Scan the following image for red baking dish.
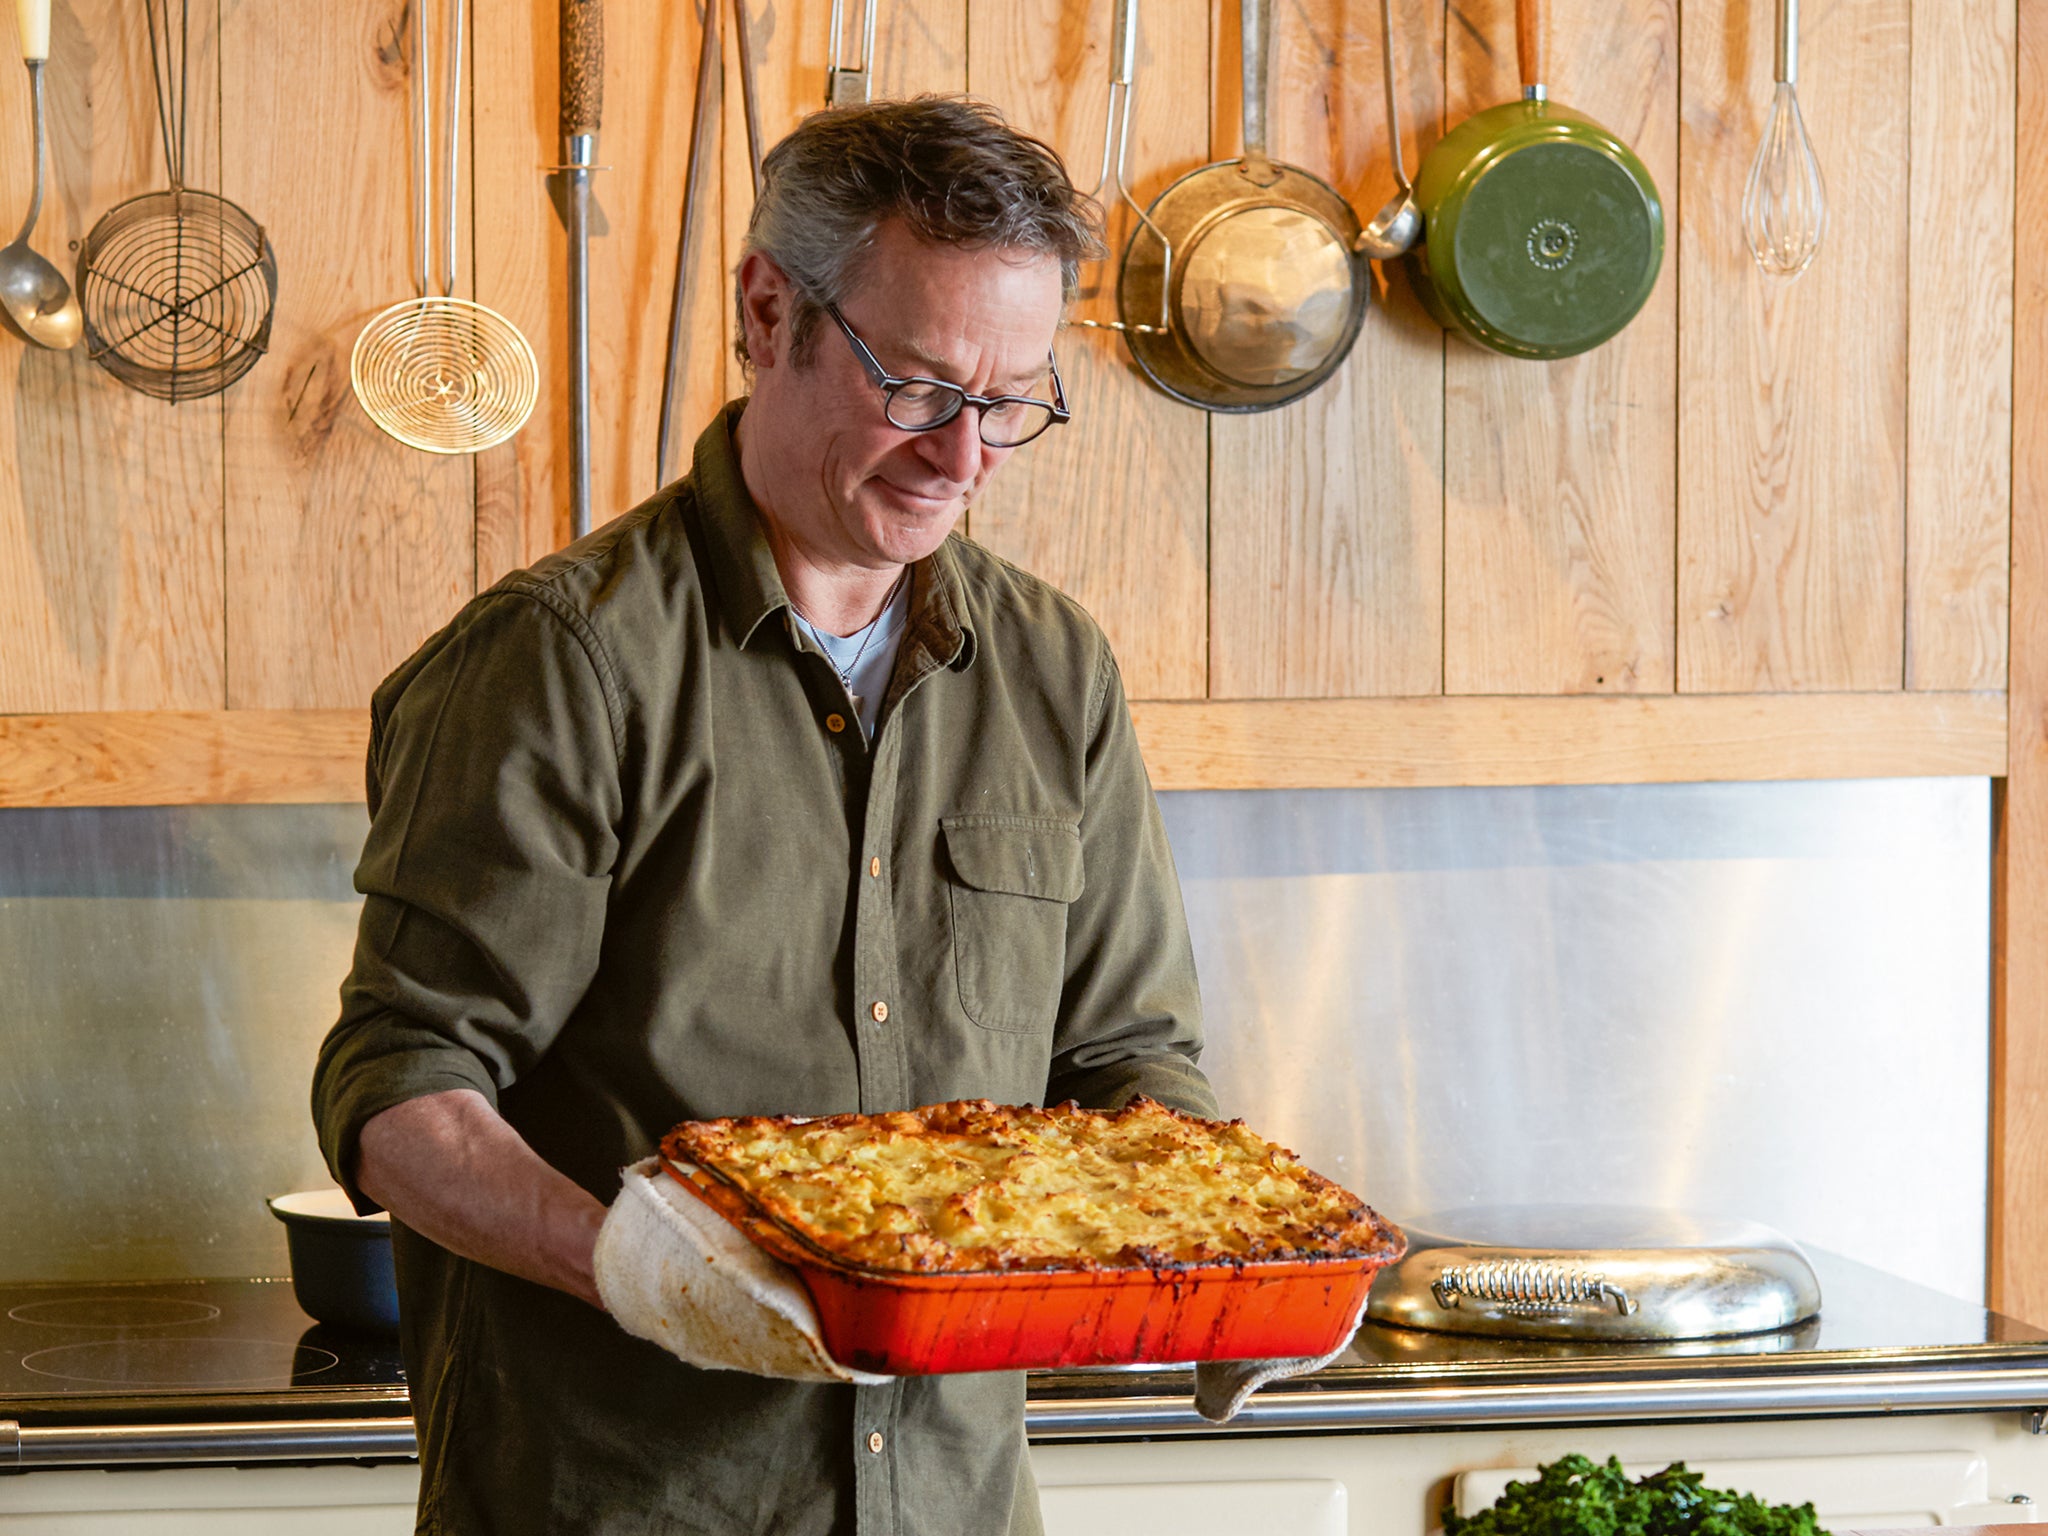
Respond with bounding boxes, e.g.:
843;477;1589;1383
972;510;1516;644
662;1158;1407;1376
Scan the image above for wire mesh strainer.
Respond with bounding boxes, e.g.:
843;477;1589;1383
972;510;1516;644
350;0;536;454
77;0;276;402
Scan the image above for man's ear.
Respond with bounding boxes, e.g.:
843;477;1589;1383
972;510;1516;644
736;252;793;371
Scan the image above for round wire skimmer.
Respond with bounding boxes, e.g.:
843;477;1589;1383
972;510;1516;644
351;0;536;454
76;0;276;402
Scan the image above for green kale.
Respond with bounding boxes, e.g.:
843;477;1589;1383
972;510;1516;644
1441;1454;1828;1536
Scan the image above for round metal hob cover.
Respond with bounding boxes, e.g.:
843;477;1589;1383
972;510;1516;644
1365;1204;1822;1342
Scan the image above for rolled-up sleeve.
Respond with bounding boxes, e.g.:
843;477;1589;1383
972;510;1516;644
1045;643;1218;1120
312;586;624;1210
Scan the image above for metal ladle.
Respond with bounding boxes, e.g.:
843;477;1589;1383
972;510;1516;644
1354;0;1420;260
0;0;82;349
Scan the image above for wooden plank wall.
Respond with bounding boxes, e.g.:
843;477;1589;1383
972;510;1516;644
0;0;2016;722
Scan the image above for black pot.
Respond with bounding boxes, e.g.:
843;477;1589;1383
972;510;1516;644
267;1189;401;1335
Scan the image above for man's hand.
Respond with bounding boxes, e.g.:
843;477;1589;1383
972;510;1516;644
355;1089;610;1309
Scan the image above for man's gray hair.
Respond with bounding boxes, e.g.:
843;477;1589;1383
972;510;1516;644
736;95;1106;368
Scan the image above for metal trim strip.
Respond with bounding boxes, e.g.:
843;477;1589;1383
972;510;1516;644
7;1417;418;1467
1023;1366;2048;1438
9;1364;2048;1465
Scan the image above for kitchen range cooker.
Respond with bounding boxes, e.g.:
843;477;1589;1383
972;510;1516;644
2;1249;2045;1455
7;1252;2048;1532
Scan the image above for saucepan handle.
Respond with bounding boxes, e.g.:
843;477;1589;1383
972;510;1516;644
1240;0;1270;162
1516;0;1547;100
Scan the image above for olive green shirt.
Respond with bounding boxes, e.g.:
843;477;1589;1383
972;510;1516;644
311;403;1216;1536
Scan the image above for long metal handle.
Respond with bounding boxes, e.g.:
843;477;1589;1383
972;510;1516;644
444;0;464;296
657;0;722;488
1377;0;1409;193
1239;0;1270;166
1516;0;1547;101
734;0;762;195
15;0;48;61
562;0;603;539
10;58;43;245
2;1417;420;1468
827;0;877;106
1775;0;1798;87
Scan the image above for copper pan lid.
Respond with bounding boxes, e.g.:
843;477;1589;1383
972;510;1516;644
1365;1204;1822;1342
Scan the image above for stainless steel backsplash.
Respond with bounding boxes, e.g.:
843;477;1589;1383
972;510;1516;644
1159;779;1991;1303
0;779;1991;1300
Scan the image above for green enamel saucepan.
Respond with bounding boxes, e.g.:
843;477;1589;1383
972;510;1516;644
1401;0;1663;360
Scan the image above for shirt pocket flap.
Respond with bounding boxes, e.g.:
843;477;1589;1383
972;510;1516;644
941;816;1084;903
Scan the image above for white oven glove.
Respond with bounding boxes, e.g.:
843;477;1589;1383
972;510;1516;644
595;1157;893;1386
1190;1293;1369;1423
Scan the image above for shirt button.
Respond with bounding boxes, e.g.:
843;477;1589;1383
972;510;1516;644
867;1430;884;1455
870;1001;889;1024
825;712;847;734
869;856;881;878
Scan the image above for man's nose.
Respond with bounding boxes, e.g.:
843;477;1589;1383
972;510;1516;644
915;408;985;484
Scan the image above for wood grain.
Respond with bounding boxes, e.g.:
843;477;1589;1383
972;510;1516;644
0;710;369;807
1206;0;1446;700
1441;0;1678;697
1907;0;2014;691
1131;691;2007;790
1677;0;1910;691
965;0;1209;701
0;693;2003;809
219;0;475;709
1994;0;2048;1327
0;0;224;713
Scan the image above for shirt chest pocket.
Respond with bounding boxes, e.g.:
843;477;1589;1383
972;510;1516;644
940;814;1084;1035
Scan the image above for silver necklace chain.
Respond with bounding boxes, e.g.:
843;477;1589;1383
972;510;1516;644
796;566;909;705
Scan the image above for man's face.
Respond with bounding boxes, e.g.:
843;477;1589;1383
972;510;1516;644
742;219;1065;571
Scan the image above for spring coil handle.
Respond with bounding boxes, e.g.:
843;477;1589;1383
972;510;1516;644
1431;1261;1639;1316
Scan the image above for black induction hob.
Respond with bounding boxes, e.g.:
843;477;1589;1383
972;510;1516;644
0;1277;406;1426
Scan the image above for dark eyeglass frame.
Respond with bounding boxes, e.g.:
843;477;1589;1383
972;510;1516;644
824;303;1071;449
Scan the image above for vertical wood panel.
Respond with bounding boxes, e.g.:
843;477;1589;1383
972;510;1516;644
966;0;1209;701
1442;0;1678;696
1907;0;2014;691
220;0;473;709
0;0;223;713
475;0;713;579
1995;0;2048;1329
1207;0;1446;700
1677;0;1909;692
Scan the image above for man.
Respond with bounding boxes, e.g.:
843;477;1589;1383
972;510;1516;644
312;97;1216;1535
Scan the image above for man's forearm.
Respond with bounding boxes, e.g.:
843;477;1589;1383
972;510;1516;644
355;1088;608;1308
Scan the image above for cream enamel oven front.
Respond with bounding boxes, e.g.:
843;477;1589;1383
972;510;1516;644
1029;1417;2048;1533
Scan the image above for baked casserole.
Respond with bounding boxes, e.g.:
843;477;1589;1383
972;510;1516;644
660;1095;1397;1274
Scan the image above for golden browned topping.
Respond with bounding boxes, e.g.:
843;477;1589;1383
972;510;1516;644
660;1096;1399;1274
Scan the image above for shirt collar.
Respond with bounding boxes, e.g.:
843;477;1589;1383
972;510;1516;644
688;399;975;672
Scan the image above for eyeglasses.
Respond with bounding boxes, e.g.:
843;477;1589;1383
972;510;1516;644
825;303;1070;449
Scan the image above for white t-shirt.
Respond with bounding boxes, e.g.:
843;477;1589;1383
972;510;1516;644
788;576;913;740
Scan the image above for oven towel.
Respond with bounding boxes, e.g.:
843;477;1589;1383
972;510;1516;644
595;1157;892;1386
1190;1296;1368;1423
596;1155;1354;1419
